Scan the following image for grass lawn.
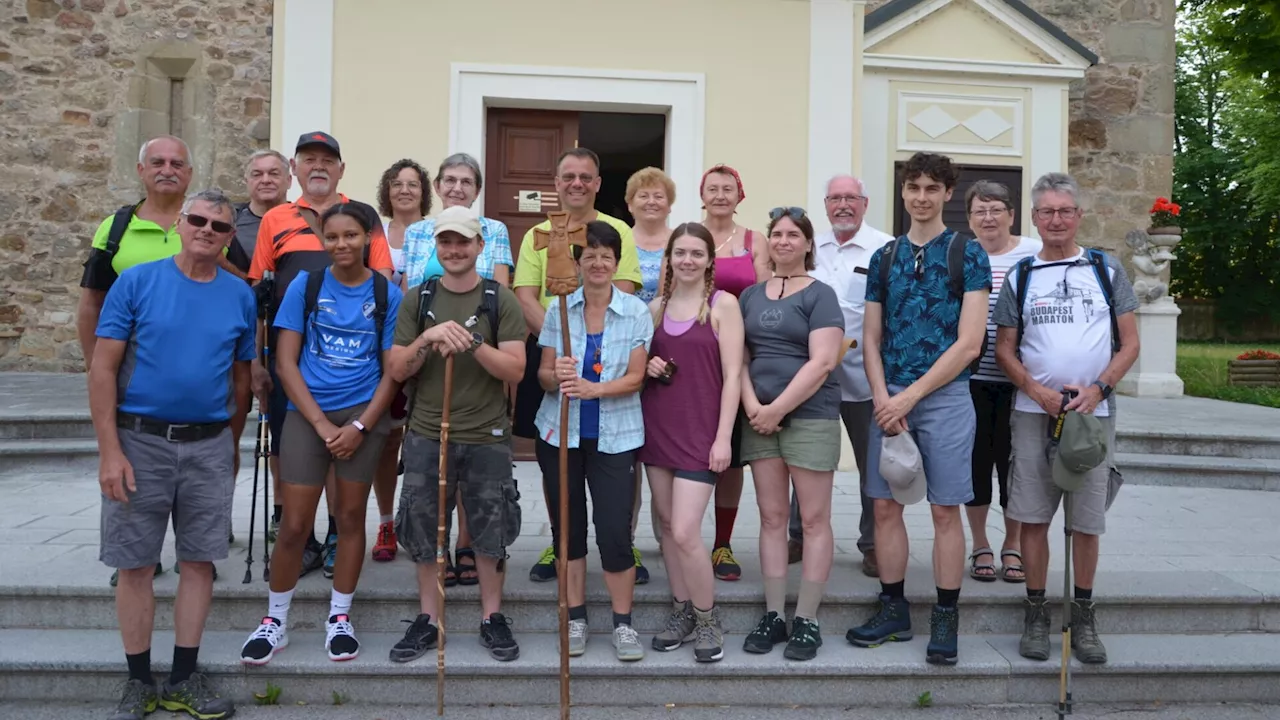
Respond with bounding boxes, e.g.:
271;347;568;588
1176;342;1280;408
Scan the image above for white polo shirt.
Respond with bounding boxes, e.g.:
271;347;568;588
810;224;894;402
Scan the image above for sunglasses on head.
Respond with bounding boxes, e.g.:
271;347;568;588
184;213;234;234
768;206;807;222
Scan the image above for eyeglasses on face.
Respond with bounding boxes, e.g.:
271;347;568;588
969;208;1009;218
824;194;866;205
1032;207;1080;221
768;206;807;222
559;173;596;185
184;213;234;234
440;176;476;189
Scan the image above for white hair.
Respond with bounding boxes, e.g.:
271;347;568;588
244;149;289;175
138;135;191;165
1031;172;1081;207
180;189;234;218
825;173;866;196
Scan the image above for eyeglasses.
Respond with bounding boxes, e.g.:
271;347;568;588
559;173;596;184
390;180;422;191
440;176;476;189
768;206;807;222
969;208;1008;218
824;194;866;205
184;213;234;234
1032;207;1080;221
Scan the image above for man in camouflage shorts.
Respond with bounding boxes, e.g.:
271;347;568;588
384;207;529;663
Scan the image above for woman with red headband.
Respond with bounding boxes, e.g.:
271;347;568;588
699;164;769;583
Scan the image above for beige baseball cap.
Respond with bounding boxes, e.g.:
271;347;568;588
434;205;481;239
879;431;926;505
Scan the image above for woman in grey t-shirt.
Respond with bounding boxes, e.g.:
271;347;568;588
738;207;845;662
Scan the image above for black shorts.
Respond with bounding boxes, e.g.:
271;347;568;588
513;334;543;439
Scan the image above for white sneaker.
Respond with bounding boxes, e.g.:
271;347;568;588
613;623;645;662
326;613;360;661
240;616;288;665
567;619;588;657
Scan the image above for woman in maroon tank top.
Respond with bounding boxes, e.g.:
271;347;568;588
700;164;769;582
639;222;743;662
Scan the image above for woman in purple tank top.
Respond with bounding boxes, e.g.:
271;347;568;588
638;222;744;663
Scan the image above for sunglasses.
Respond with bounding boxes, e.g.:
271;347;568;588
768;206;807;222
184;213;234;234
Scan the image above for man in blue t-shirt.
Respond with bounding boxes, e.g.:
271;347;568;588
90;189;254;720
847;152;992;666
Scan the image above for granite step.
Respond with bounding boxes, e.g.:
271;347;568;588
1114;453;1280;492
1115;430;1280;460
3;628;1280;708
0;435;259;474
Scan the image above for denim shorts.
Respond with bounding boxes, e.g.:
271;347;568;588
865;380;976;506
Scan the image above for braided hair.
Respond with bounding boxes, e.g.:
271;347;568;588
658;222;717;325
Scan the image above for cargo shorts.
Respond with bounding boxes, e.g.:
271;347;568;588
100;427;235;569
395;431;522;563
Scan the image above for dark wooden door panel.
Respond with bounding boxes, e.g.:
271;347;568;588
484;109;579;262
892;163;1023;237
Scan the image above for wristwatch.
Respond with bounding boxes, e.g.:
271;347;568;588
467;331;484;353
1092;380;1113;399
351;419;367;435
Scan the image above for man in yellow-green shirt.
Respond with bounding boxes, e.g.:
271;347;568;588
510;147;646;584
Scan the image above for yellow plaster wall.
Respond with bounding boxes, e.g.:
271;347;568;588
867;1;1056;65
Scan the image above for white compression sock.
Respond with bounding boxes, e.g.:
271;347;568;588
379;514;394;525
267;589;294;626
329;588;354;619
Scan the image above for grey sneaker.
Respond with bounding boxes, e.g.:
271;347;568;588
613;623;645;662
693;605;725;663
566;618;588;657
1019;597;1051;661
652;600;696;652
1071;599;1108;664
108;679;157;720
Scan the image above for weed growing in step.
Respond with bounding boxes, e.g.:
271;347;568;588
332;690;348;706
916;691;933;708
254;682;282;706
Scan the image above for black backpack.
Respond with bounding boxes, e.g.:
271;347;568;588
302;268;390;370
1012;248;1119;358
103;202;143;260
404;277;503;415
878;231;987;373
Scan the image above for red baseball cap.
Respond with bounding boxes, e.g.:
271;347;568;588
295;131;341;160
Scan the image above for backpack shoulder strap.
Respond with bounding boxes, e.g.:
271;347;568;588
947;232;970;299
1013;255;1036;354
477;279;501;347
104;202;142;257
415;277;440;336
877;237;903;317
371;272;389;368
1086;248;1120;354
302;268;326;350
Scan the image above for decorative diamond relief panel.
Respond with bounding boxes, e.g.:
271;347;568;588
909;105;960;139
962;108;1014;142
896;90;1024;157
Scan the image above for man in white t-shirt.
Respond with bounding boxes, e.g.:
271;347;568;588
992;172;1140;667
799;174;893;577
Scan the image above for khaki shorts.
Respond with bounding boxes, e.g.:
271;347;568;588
1007;410;1118;535
280;402;391;486
740;417;842;472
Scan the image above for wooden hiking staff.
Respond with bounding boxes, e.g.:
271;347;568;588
436;354;455;717
533;211;588;720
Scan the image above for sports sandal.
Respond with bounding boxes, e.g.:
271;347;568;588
968;547;997;582
443;551;458;588
454;547;479;586
1000;550;1026;583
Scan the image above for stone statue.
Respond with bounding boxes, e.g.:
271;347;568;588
1125;229;1174;304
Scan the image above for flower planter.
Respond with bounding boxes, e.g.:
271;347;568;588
1148;226;1182;236
1228;359;1280;387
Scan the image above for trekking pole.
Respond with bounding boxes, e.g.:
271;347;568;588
1048;390;1074;719
244;270;275;584
261;270;276;583
436;353;455;717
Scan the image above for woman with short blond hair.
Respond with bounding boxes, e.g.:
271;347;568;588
626;167;676;303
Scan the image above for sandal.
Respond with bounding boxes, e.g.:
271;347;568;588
968;547;997;582
454;547;480;587
1000;549;1026;583
444;551;458;588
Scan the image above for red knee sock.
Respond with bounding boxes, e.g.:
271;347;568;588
714;506;737;548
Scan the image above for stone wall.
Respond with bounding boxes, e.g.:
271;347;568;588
866;0;1176;254
0;0;273;371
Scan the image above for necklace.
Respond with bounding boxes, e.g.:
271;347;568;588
773;275;806;298
714;225;739;255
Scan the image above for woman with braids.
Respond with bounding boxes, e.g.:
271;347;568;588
371;159;431;563
639;223;743;663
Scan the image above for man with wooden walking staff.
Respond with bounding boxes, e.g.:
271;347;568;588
387;205;529;689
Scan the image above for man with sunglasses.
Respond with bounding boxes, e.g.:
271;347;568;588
91;189;254;720
849;152;991;665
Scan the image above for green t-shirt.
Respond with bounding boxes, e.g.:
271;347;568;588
80;211;180;291
394;279;528;444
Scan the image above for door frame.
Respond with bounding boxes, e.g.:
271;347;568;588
449;63;705;224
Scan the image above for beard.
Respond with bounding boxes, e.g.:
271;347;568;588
832;220;860;234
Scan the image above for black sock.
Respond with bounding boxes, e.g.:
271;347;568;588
569;605;587;622
327;515;337;539
272;505;282;523
169;646;199;685
1074;586;1092;601
936;587;960;608
881;580;905;600
1027;588;1047;599
612;612;632;629
126;649;152;685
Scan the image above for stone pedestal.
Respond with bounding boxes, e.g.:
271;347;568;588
1118;298;1184;398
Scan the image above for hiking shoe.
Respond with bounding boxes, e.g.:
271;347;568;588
633;547;649;585
711;545;741;581
692;605;725;663
1019;597;1051;661
613;623;645;662
321;532;338;580
847;594;913;647
326;614;359;661
529;545;557;582
240;616;288;666
566;618;588;657
480;613;520;661
743;611;788;654
108;678;157;720
110;563;163;588
652;599;696;652
1071;599;1108;664
159;672;234;719
390;614;439;663
926;605;959;665
784;616;823;661
372;521;397;563
299;536;324;578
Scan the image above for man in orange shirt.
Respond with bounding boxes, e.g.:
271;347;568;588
248;131;394;579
